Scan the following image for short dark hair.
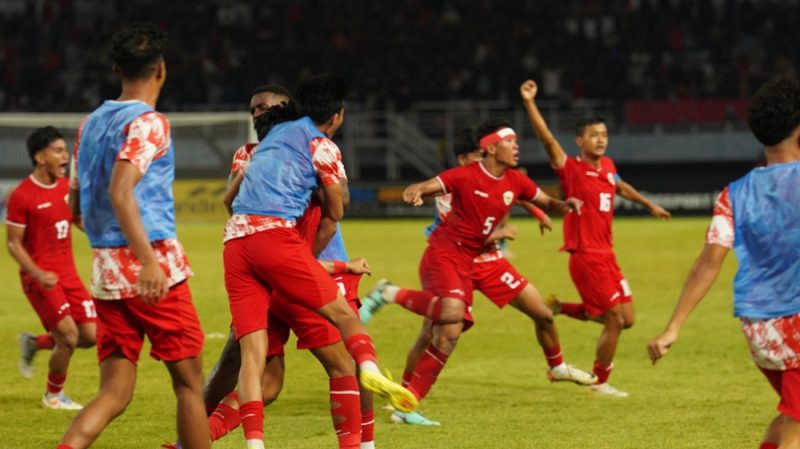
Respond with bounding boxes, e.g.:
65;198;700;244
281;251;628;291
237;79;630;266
575;116;607;136
251;84;293;101
295;74;348;124
26;126;63;166
476;118;513;141
452;128;478;157
254;102;302;140
747;76;800;146
109;22;167;81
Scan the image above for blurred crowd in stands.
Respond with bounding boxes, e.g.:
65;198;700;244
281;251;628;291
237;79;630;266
0;0;795;112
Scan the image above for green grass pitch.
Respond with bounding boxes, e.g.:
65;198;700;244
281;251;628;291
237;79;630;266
0;217;776;448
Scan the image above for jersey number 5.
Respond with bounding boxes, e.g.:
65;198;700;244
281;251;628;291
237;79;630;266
482;216;496;235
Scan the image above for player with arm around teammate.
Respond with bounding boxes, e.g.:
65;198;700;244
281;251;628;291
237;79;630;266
222;74;416;449
648;76;800;449
520;79;670;397
6;126;97;410
193;94;381;449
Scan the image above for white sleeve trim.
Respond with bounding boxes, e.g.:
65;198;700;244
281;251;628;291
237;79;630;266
4;220;26;228
435;176;448;194
531;187;542;202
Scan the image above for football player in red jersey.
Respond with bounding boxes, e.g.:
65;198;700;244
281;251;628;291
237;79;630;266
193;87;380;449
6;126;97;410
360;119;594;417
520;79;671;397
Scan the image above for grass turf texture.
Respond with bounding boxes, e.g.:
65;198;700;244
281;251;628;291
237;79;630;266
0;217;775;449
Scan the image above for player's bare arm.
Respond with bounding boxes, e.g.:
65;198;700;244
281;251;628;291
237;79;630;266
617;179;671;220
403;178;444;206
108;160;169;304
520;79;568;168
516;199;553;235
532;191;583;216
318;257;371;276
314;179;345;257
223;170;244;216
485;223;518;244
647;243;729;364
68;155;81;221
6;224;58;289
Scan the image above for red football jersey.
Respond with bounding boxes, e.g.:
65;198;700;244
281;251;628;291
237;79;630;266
429;161;540;255
555;156;619;253
5;176;79;275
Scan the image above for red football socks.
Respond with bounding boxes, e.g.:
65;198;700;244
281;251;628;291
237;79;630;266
56;444;74;449
402;369;413;387
330;376;361;449
344;334;378;366
560;303;587;321
593;361;613;384
394;289;443;321
47;372;66;395
759;443;778;449
407;344;449;400
209;393;241;442
361;409;375;446
239;400;264;441
543;345;564;368
37;334;55;350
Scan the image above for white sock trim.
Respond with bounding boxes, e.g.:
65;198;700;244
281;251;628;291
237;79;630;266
359;360;380;374
384;285;400;303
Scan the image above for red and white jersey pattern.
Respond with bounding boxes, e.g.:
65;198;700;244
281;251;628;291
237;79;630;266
430;161;540;256
706;187;734;249
5;176;79;276
223;215;296;243
230;143;257;175
434;193;504;264
741;313;800;370
310;137;346;186
555;155;618;253
223;137;346;242
117;112;171;175
91;238;193;300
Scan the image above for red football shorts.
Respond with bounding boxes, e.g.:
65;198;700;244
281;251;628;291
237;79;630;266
761;368;800;421
21;271;95;331
94;281;204;363
418;244;475;330
472;259;528;309
568;251;632;316
266;297;359;357
224;228;340;339
333;272;363;305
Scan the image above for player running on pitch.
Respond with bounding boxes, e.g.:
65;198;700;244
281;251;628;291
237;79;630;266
520;79;671;397
360;119;594;419
6;126;97;410
648;76;800;449
360;126;564;425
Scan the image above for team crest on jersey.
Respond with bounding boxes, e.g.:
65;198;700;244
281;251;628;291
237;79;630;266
503;191;514;206
607;172;616;186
